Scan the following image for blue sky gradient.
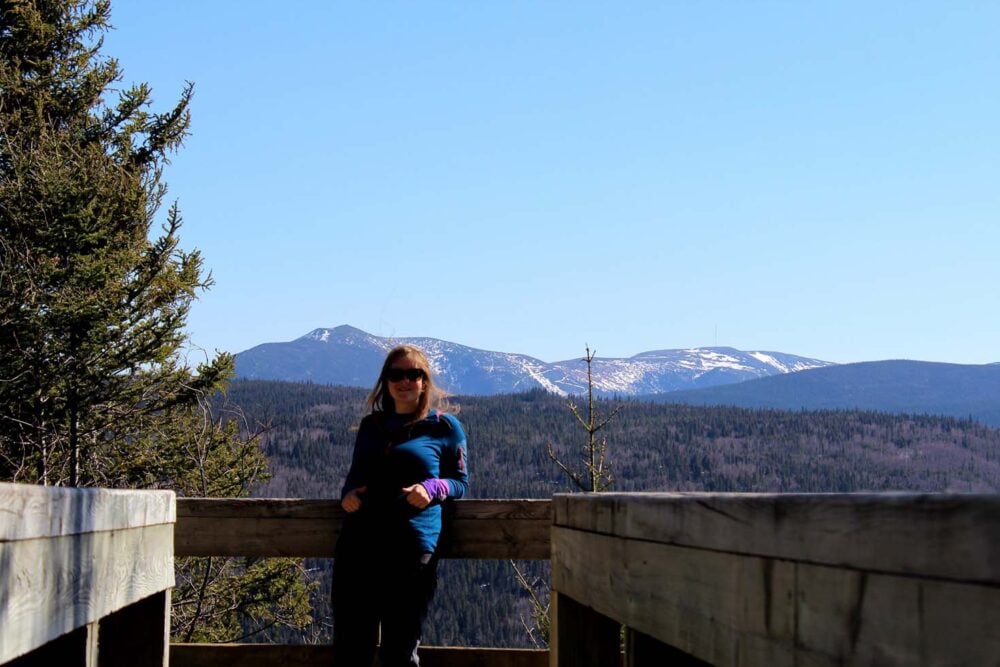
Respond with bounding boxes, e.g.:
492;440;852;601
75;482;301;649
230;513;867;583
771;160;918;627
103;2;999;364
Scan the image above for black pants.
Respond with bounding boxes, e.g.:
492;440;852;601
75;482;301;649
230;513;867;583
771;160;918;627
332;543;438;667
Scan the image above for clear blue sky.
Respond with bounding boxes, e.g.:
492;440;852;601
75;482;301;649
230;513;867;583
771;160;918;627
102;2;1000;365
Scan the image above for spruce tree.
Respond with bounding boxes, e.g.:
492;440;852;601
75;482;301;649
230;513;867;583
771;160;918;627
0;0;231;486
0;0;313;640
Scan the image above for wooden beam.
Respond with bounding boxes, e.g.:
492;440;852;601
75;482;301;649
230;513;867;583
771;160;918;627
552;526;797;666
0;482;175;541
169;644;548;667
0;484;175;665
553;492;1000;584
792;557;1000;665
174;498;551;559
551;525;1000;667
0;525;175;663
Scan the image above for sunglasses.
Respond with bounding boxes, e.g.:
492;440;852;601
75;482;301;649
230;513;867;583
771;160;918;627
386;368;425;383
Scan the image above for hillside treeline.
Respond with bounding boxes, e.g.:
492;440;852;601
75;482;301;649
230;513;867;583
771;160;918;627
221;380;1000;647
228;380;1000;499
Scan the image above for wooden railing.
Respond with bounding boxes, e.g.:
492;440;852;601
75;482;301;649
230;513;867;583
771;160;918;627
0;482;175;667
6;488;998;667
549;492;1000;667
171;498;552;667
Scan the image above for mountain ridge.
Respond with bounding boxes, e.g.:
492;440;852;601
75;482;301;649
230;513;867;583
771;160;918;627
234;325;834;396
652;359;1000;426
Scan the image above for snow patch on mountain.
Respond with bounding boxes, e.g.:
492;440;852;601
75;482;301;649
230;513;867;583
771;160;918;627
514;357;567;396
750;352;790;372
749;351;830;373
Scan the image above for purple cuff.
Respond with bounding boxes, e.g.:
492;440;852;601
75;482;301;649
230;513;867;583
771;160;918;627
420;478;450;501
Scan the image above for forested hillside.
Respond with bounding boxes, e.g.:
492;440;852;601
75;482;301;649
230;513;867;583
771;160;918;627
222;380;1000;646
228;380;1000;499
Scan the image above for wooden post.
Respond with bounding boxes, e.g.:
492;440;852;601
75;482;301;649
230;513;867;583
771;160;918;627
549;592;619;667
624;627;708;667
98;591;170;667
5;623;98;667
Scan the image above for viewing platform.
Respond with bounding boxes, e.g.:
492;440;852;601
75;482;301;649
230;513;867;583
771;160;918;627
2;482;998;666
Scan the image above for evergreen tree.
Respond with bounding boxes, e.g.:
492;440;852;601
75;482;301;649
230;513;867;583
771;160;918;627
0;0;228;485
0;0;313;640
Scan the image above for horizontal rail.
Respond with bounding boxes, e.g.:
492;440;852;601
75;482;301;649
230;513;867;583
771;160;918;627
170;644;548;667
175;498;552;559
171;499;552;666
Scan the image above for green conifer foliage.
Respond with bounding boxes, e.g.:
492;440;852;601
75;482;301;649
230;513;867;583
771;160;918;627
0;0;222;486
0;0;313;640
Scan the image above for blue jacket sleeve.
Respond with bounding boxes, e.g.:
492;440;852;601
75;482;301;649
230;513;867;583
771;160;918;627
341;416;376;499
439;414;469;499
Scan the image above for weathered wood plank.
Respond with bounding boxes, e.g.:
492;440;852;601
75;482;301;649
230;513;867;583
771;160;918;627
174;516;338;557
176;498;551;519
453;499;553;520
0;482;175;541
0;524;175;663
552;526;799;667
174;498;551;558
175;498;339;519
443;518;551;559
553;492;1000;584
551;526;1000;667
792;559;1000;666
169;644;548;667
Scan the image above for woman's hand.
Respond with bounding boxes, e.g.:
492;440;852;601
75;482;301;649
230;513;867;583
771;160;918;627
342;486;367;513
402;483;431;509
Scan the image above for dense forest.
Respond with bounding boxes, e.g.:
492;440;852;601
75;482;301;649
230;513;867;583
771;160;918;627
227;380;1000;499
216;379;1000;647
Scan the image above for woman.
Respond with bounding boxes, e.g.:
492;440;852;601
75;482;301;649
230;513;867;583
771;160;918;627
332;344;469;666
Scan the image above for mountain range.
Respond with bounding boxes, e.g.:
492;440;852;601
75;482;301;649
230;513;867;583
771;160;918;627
233;325;1000;426
650;360;1000;426
233;325;833;396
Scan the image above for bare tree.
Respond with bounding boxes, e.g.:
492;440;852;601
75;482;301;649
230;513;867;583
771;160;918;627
547;345;621;492
513;345;623;646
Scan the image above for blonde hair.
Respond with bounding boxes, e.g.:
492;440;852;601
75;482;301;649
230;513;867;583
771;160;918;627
366;344;455;422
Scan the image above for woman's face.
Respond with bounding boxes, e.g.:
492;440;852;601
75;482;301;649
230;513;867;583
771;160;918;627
386;354;425;414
